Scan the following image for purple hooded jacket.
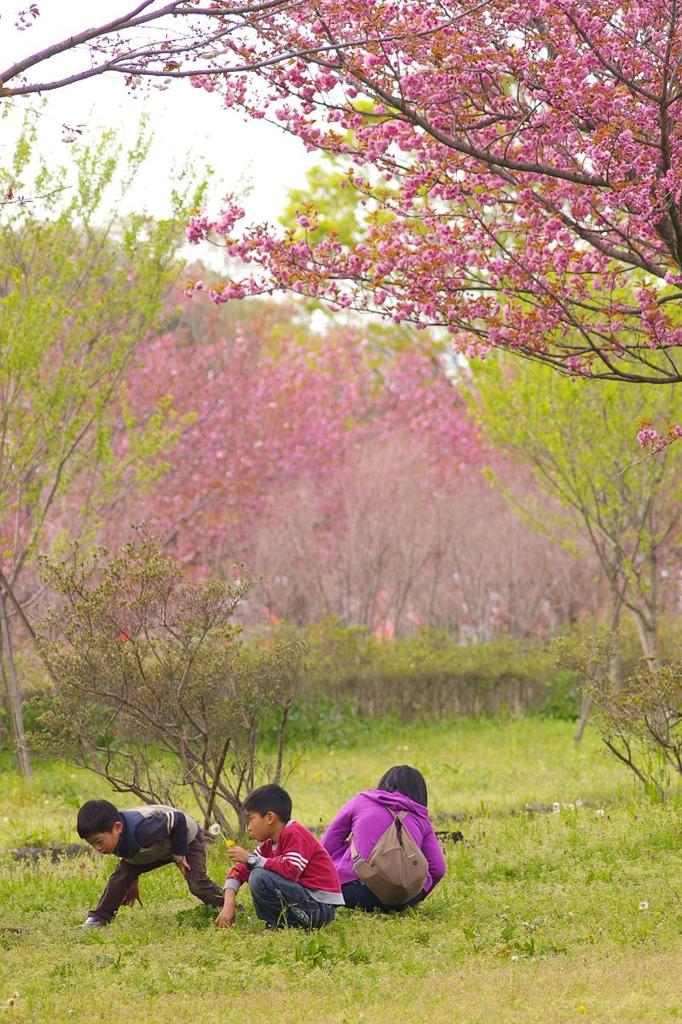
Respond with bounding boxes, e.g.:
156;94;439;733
321;789;446;895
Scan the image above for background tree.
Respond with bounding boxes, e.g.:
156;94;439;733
252;441;594;639
0;115;200;776
470;353;682;733
121;306;379;567
121;280;596;638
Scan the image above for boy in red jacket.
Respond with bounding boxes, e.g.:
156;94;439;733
216;784;343;930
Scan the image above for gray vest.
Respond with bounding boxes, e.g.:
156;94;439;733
119;804;199;865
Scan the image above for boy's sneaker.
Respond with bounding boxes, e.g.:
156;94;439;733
78;916;106;929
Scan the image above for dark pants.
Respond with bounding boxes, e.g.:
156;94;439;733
341;880;426;913
90;831;224;923
248;867;336;930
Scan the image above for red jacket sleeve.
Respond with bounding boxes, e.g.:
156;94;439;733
225;861;249;888
225;841;268;890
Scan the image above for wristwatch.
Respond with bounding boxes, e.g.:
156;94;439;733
246;853;259;869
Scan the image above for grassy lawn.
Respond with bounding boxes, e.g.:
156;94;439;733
1;717;680;1023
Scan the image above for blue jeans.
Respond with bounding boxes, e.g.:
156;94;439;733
342;880;426;913
248;868;336;929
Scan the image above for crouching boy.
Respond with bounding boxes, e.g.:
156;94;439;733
76;799;224;927
217;784;343;930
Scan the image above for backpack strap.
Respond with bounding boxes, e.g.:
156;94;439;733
351;810;408;861
350;833;363;867
393;810;408;842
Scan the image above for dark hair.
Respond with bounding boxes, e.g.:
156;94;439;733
243;784;292;823
377;765;428;807
76;799;121;838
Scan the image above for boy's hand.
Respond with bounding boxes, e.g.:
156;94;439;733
122;882;143;907
173;854;191;874
216;891;236;929
227;846;251;863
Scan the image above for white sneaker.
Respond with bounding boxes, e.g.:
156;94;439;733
79;916;105;929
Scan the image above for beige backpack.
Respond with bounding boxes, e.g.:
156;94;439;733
351;811;428;906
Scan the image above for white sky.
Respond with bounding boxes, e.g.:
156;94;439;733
0;1;312;224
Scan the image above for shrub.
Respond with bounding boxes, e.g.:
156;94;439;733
31;535;306;830
590;658;682;801
299;620;579;721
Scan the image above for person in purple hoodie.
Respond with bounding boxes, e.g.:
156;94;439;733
321;764;446;911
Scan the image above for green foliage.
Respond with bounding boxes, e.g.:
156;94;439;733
281;156;369;247
264;690;365;748
293;928;370;967
469;356;681;557
0;111;205;578
539;668;579;721
0;713;657;827
175;904;219;930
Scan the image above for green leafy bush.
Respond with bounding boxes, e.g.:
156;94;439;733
294;619;581;724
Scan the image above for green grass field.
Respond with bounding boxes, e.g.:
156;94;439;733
1;717;681;1023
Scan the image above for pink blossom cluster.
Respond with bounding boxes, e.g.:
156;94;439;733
180;0;682;383
14;4;39;30
186;200;245;246
637;422;682;454
190;75;216;93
